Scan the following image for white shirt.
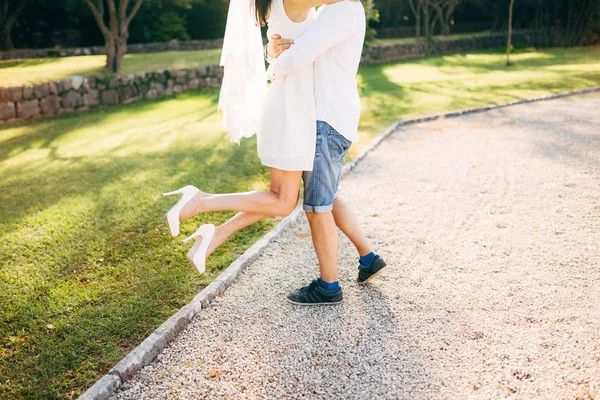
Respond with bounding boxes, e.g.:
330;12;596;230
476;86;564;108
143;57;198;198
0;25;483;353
266;1;366;142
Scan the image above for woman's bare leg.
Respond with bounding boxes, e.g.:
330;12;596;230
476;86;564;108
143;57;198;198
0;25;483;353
179;169;302;220
204;168;300;257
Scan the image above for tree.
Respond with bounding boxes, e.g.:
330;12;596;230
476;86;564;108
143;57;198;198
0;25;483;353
362;0;380;44
430;0;461;36
506;0;515;65
0;0;29;50
408;0;423;41
83;0;144;73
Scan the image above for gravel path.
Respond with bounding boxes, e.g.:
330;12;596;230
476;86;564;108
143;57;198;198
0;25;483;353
113;93;600;400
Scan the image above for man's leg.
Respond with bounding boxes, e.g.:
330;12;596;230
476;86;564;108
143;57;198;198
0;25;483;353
287;121;348;305
305;212;339;283
331;196;371;257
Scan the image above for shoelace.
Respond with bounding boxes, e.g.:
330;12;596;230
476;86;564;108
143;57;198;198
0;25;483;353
298;279;320;295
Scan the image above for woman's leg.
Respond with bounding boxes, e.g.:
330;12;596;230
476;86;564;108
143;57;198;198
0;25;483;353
205;168;301;257
179;169;302;221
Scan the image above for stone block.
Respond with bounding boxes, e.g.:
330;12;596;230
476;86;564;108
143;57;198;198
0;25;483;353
23;86;35;100
167;79;175;89
108;77;121;89
49;82;59;95
4;87;22;102
119;86;138;104
59;79;71;93
79;373;121;400
146;89;158;99
175;70;188;84
102;89;120;105
33;83;50;99
16;99;40;119
188;79;200;89
154;82;165;96
0;101;16;120
164;88;173;96
61;90;82;109
198;281;225;308
173;85;183;94
40;95;61;115
70;75;84;90
87;89;100;107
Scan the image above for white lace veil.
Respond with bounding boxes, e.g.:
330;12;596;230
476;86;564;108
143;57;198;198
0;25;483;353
218;0;268;144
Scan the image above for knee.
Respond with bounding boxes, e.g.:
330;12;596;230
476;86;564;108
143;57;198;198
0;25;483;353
305;211;331;222
271;193;297;217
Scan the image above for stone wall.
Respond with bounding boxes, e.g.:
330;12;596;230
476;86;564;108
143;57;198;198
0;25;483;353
0;39;223;60
0;30;563;124
0;66;223;123
360;31;537;64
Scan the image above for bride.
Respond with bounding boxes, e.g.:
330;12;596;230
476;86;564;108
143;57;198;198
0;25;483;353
162;0;341;273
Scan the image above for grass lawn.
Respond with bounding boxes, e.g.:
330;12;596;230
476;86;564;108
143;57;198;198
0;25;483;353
1;46;599;399
2;31;497;87
0;49;222;87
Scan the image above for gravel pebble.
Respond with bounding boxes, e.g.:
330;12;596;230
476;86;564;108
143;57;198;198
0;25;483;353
112;93;600;399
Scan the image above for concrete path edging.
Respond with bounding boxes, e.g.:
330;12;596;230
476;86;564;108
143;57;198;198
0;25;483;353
78;85;600;400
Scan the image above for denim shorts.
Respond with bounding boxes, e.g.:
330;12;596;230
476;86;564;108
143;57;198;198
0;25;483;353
303;121;353;213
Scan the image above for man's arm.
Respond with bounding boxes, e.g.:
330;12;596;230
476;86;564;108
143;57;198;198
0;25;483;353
266;3;359;80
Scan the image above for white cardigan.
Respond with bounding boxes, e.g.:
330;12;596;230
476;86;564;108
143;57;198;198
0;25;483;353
266;1;366;143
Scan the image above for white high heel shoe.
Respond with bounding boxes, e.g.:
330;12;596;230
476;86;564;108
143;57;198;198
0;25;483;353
162;185;200;237
183;224;215;274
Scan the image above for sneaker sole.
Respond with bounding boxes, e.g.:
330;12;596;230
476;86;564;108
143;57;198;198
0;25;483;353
286;297;344;306
357;267;386;285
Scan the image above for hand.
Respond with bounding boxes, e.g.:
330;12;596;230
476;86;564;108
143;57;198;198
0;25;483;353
267;34;294;58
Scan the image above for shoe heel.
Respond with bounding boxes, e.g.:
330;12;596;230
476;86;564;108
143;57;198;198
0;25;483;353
183;224;215;274
161;185;199;237
162;189;184;197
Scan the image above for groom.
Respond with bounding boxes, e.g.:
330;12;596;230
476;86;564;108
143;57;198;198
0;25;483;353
266;0;387;305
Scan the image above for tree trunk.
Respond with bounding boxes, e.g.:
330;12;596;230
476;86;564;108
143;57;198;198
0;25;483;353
114;38;127;72
0;0;29;51
84;0;144;73
423;1;432;40
507;0;515;66
408;0;422;42
0;25;12;50
105;34;116;71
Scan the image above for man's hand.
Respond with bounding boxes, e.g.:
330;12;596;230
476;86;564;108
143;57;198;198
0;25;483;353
267;34;294;59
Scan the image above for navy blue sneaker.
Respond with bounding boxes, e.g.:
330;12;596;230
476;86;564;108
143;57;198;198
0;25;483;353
287;279;343;305
357;255;387;284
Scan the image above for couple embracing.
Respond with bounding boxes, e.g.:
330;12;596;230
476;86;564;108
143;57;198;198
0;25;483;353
163;0;387;305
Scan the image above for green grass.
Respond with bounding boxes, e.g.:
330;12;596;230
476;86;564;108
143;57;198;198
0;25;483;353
0;49;222;87
1;46;599;399
0;31;507;87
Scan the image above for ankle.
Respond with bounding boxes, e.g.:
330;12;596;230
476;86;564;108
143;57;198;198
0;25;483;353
318;278;340;292
359;251;376;267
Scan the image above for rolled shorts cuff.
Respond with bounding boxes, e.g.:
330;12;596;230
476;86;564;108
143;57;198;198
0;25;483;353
303;203;333;213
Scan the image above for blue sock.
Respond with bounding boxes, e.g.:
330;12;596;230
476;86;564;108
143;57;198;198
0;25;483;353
360;252;376;267
318;278;340;292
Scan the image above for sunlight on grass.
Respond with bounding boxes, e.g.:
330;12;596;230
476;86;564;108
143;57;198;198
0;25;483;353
0;49;222;87
1;46;599;399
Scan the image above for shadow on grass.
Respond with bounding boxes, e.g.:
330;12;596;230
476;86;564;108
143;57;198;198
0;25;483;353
0;89;221;162
0;58;63;70
0;135;272;399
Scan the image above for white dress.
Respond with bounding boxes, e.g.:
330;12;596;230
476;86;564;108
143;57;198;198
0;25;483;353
257;0;317;171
